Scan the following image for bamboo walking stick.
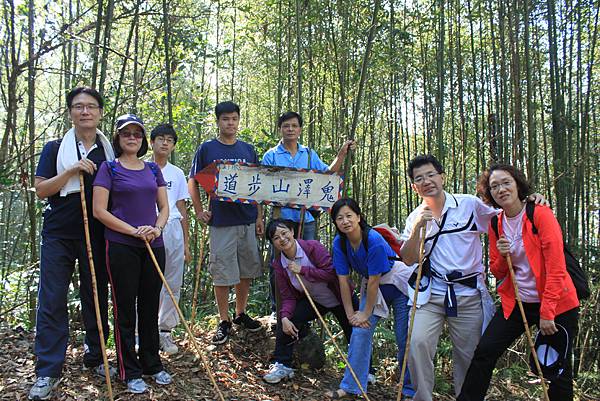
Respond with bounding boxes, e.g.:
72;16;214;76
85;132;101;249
144;240;225;401
505;254;550;401
190;223;207;323
291;270;371;401
79;173;114;401
396;225;426;401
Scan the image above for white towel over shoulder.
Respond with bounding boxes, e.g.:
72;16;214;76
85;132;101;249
56;127;115;197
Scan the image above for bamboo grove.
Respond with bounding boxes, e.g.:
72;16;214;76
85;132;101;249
0;0;599;391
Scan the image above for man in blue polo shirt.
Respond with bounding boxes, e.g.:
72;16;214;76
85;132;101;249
262;111;355;328
262;111;354;240
29;87;115;400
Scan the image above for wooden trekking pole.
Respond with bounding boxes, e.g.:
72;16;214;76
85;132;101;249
79;173;114;401
396;225;426;401
297;207;306;239
292;270;371;401
505;255;550;401
190;223;207;323
144;240;225;401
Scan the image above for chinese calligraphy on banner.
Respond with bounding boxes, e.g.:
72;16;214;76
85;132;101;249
213;161;343;211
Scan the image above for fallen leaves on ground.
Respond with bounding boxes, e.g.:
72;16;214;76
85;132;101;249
1;322;596;400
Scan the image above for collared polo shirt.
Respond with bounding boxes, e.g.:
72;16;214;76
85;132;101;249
401;191;498;296
262;142;328;223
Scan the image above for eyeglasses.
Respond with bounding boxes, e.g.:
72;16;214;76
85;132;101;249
119;131;144;139
490;181;514;192
281;123;301;130
154;136;175;144
413;172;440;185
71;104;101;112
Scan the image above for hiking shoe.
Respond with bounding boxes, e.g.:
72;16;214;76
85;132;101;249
212;320;232;345
233;312;262;332
28;377;59;400
85;363;117;379
159;331;178;355
151;370;172;385
263;362;294;384
127;378;148;394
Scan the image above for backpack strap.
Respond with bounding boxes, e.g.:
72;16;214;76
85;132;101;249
108;160;118;176
525;201;538;234
147;161;159;178
491;215;499;238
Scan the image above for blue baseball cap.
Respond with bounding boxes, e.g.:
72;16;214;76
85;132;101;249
116;114;145;133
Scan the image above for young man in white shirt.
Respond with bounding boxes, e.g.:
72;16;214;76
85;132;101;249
150;124;191;354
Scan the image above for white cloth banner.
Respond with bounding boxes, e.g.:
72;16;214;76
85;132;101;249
214;162;343;211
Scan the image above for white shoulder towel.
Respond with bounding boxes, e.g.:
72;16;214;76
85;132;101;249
56;127;115;197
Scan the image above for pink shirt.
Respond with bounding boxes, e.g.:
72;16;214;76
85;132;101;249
280;241;340;308
503;207;540;302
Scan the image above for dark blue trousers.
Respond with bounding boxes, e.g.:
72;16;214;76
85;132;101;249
35;236;109;378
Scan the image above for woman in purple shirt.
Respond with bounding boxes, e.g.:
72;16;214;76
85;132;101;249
92;114;170;394
263;218;355;384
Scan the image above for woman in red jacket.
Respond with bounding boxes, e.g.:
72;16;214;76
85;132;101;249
262;218;355;385
458;164;579;401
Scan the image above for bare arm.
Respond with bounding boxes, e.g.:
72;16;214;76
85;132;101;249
188;177;211;223
350;274;381;327
338;275;355;319
176;199;191;262
34;159;97;199
155;186;169;231
255;204;264;235
328;140;356;173
400;207;432;265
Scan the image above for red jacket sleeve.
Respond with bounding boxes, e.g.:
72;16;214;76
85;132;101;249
535;206;568;320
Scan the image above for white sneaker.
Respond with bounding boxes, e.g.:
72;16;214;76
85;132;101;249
127;378;148;394
28;377;59;400
263;362;294;384
151;370;172;385
367;373;376;384
159;332;178;355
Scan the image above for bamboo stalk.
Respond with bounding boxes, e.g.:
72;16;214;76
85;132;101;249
144;240;225;401
396;225;426;401
190;223;207;323
79;173;113;401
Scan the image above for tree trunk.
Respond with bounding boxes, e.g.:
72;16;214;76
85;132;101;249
91;0;104;89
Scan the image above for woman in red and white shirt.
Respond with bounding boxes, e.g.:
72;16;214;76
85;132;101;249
458;164;579;401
